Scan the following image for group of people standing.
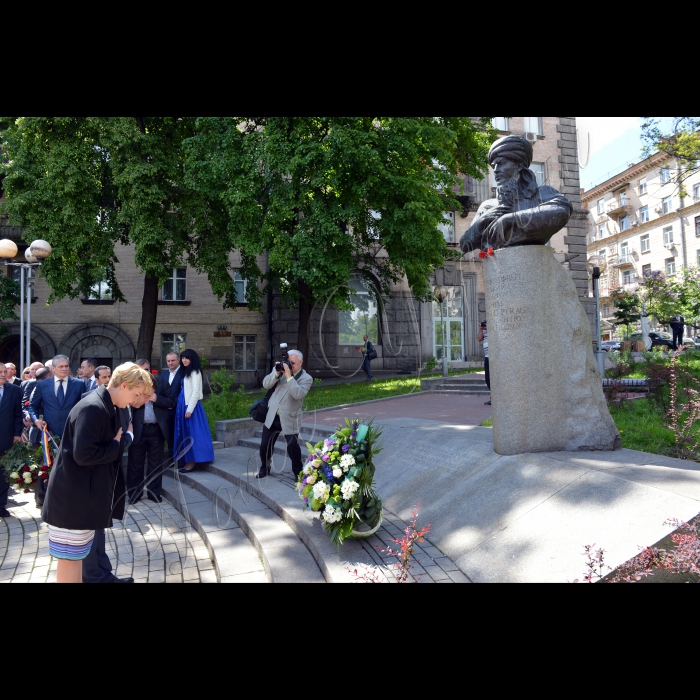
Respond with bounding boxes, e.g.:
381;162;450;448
0;349;214;584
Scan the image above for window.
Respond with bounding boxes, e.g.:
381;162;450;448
234;335;257;372
163;268;187;302
617;190;628;206
620;216;629;232
662;196;673;215
641;234;650;253
666;258;676;276
524;117;542;135
9;266;22;283
234;272;248;305
694;184;700;201
661;168;671;184
598;249;607;260
640;206;649;224
438;212;455;244
598;224;606;240
696;216;700;237
161;334;186;370
639;178;648;195
620;242;629;257
339;274;378;345
623;270;633;285
530;163;546;187
663;226;674;245
433;287;464;362
492;117;509;132
642;264;652;278
88;277;112;301
598;199;605;216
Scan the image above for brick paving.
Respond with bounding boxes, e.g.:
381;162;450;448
0;492;214;584
311;392;492;430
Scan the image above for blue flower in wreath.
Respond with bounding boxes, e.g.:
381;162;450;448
323;465;337;484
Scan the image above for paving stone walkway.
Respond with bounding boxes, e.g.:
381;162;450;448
0;490;252;584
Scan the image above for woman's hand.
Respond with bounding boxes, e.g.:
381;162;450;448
185;412;192;420
114;428;123;443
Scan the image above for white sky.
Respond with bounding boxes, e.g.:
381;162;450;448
576;117;641;159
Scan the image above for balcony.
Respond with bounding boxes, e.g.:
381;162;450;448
614;254;635;267
606;198;633;217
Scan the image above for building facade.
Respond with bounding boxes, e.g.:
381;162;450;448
583;152;700;339
2;117;588;380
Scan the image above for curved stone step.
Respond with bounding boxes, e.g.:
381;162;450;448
162;471;326;584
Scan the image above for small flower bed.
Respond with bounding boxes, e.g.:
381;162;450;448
297;419;383;547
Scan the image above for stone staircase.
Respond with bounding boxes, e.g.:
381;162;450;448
421;374;490;396
161;424;463;584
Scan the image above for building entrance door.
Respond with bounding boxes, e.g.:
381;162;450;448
433;287;465;362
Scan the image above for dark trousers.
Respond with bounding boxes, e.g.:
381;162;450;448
363;357;373;380
484;358;491;391
83;529;113;584
259;415;303;478
127;423;166;500
672;328;684;349
0;465;9;509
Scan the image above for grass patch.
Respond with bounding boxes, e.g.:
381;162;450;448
608;400;676;456
480;418;493;428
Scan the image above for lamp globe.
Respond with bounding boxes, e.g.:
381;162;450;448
30;240;52;259
0;239;19;259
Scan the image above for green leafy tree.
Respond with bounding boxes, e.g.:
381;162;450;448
0;117;238;359
641;117;700;194
0;275;20;340
610;289;642;331
184;117;496;358
639;268;700;330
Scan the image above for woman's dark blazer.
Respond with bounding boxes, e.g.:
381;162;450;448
42;387;127;530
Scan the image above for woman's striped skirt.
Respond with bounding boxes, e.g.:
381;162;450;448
48;527;95;561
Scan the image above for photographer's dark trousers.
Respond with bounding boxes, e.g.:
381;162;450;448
363;357;373;381
83;529;113;584
484;358;491;391
0;458;9;510
259;415;303;478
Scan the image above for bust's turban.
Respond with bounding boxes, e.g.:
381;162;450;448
488;135;533;169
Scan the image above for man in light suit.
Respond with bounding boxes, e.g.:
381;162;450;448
0;363;24;519
28;355;85;439
258;350;313;480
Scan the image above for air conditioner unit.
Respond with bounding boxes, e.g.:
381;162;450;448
525;132;538;144
664;243;675;250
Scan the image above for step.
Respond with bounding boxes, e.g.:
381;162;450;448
162;470;326;584
426;390;491;396
196;446;393;583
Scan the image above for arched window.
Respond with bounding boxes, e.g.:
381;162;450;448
339;274;379;346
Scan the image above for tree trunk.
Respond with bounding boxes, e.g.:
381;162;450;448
136;275;160;362
297;281;313;362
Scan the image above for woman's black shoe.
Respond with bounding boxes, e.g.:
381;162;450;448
179;468;196;475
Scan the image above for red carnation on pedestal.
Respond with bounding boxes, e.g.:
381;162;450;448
21;466;30;473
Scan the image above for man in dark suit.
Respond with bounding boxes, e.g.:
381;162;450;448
669;315;686;350
21;368;53;446
128;360;175;504
165;352;183;455
80;358;99;394
28;355;85;439
0;363;24;519
5;363;22;387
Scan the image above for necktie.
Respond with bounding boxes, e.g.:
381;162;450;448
58;380;65;406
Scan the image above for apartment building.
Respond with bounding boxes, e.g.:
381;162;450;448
2;117;588;379
583;152;700;338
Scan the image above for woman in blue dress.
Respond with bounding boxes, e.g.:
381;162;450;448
174;350;215;474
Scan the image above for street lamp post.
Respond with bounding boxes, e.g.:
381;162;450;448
587;254;608;378
0;239;53;368
433;285;449;378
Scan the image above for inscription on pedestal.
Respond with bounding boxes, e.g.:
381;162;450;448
486;273;530;333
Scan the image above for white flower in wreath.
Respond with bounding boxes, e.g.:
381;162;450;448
312;482;330;503
303;465;314;477
30;465;38;472
333;468;343;480
341;480;360;501
340;455;356;471
24;475;33;483
10;473;19;481
306;474;317;486
322;505;343;525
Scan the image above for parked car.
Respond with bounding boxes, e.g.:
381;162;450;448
600;341;621;352
629;331;672;344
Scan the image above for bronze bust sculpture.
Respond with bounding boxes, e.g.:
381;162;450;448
460;136;573;253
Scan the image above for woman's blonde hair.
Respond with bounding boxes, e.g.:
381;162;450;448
109;362;152;390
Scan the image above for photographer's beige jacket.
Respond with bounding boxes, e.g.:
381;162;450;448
263;369;313;435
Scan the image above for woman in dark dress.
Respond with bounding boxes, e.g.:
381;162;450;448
42;363;152;584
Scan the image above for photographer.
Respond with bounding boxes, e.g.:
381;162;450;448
478;321;491;407
258;350;313;480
